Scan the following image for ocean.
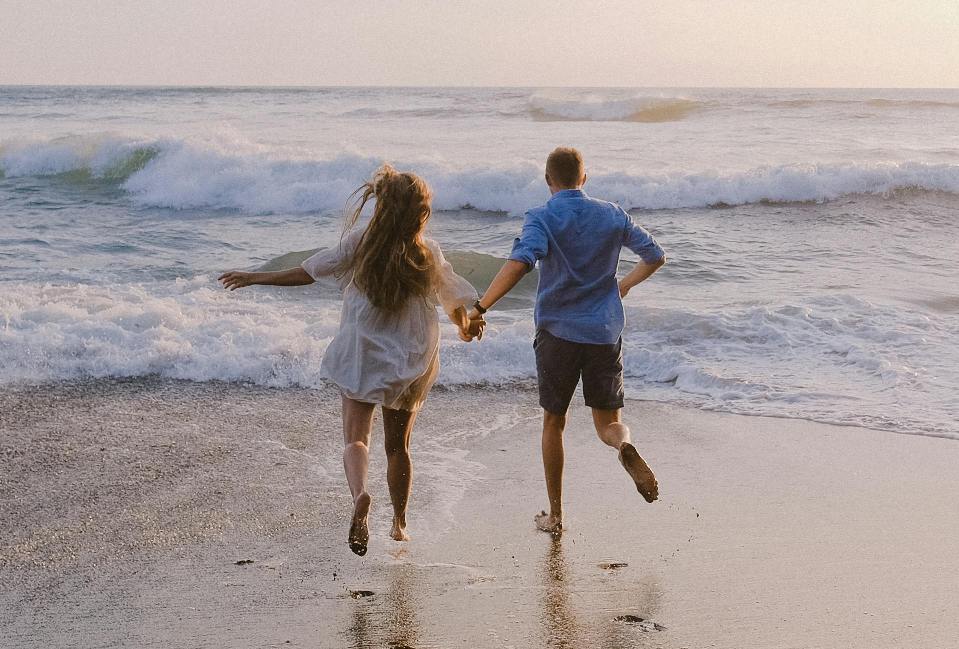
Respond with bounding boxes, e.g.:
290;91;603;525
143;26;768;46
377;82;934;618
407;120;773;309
1;86;957;439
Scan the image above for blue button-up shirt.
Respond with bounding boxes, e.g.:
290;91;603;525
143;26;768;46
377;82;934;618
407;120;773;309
509;189;665;345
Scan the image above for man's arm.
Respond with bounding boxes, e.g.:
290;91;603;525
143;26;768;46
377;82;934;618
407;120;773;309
469;212;547;320
619;256;666;298
619;209;666;297
469;260;529;319
218;267;315;291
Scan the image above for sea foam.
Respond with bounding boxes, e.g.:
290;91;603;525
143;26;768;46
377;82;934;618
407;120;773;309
2;278;953;437
4;135;959;215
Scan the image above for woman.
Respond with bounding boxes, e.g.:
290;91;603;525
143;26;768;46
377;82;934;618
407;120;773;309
219;165;482;556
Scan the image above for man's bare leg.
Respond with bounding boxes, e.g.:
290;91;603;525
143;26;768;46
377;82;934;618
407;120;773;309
592;408;658;503
382;406;417;542
535;410;567;534
342;395;376;555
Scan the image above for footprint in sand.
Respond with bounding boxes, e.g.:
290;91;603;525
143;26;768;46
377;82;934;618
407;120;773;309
598;561;628;570
613;615;666;631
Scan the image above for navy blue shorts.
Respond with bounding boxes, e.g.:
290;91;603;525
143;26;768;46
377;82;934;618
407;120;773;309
533;329;625;414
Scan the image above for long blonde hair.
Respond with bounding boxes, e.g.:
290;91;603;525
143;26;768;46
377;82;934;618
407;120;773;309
343;164;434;311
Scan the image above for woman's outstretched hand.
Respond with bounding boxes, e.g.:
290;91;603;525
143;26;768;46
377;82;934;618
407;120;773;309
218;271;257;291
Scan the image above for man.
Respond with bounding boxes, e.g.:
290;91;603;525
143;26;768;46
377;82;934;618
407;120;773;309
470;147;666;534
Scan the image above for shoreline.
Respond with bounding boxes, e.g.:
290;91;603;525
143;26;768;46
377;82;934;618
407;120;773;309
3;374;954;444
3;377;959;648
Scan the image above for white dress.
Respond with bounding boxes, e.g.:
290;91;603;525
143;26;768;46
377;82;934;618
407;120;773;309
301;230;477;412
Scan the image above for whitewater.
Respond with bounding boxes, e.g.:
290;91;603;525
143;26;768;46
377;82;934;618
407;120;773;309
1;86;958;438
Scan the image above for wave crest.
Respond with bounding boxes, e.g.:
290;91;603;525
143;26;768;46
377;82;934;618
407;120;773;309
4;135;959;214
528;93;702;122
0;136;158;180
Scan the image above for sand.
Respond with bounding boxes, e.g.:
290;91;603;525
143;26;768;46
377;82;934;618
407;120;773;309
2;378;958;648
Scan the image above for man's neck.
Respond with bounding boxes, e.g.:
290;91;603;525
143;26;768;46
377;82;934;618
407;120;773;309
549;185;584;195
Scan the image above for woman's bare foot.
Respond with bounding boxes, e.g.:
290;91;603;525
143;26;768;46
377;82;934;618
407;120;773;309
534;510;563;535
619;442;658;503
348;492;371;556
390;515;410;542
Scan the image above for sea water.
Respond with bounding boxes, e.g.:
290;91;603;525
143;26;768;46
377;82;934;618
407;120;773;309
1;86;957;438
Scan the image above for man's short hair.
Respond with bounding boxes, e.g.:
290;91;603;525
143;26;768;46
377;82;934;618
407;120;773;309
546;147;585;188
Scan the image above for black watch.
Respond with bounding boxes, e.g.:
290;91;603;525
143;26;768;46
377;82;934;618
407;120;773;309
472;300;488;315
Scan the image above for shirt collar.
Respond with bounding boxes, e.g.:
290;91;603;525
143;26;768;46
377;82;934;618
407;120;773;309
550;188;586;200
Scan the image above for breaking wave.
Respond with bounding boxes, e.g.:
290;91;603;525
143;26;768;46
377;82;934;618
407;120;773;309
4;135;959;214
528;93;703;122
0;136;159;180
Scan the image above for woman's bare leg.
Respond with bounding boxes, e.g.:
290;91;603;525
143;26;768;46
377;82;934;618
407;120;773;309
382;406;418;541
342;395;376;555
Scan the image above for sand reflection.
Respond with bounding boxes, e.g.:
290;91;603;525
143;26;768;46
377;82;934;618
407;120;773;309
538;535;666;649
347;563;419;649
539;536;581;648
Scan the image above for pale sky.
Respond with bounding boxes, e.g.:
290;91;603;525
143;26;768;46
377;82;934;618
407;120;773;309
2;0;958;87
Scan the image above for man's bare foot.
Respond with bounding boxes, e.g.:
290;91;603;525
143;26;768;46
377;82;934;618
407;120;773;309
619;442;659;503
534;510;563;535
390;515;410;542
348;492;371;556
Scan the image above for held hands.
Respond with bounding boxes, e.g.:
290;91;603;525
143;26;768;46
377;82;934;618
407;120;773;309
466;315;486;341
218;271;256;291
457;314;486;342
453;304;486;342
460;306;488;342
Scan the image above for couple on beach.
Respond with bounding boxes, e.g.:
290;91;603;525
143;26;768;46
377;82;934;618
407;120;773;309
219;147;666;556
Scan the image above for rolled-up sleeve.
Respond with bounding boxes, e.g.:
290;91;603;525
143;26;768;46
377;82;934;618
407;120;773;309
508;212;548;271
622;212;665;264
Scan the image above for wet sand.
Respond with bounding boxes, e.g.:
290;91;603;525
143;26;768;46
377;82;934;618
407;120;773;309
2;378;959;648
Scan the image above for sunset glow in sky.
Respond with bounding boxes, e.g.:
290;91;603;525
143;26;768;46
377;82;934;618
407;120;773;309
2;0;958;87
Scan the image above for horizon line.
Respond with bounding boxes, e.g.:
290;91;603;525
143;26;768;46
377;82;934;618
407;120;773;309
2;83;959;91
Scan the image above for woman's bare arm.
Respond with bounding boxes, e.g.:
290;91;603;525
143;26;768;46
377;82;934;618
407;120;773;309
218;267;315;291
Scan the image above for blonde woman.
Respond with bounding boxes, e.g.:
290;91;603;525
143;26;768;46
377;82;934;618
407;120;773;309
219;165;482;556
